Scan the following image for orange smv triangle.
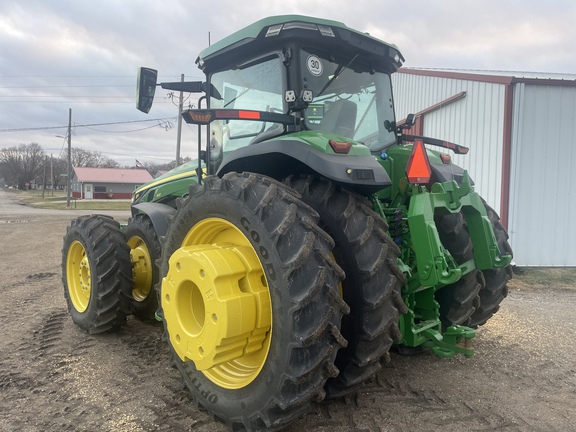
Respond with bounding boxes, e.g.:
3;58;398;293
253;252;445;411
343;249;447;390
406;139;432;184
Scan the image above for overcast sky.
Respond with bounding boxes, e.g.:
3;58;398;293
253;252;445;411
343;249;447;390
1;0;575;167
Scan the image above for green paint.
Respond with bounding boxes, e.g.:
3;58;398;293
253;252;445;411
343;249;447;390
274;131;372;156
375;143;511;355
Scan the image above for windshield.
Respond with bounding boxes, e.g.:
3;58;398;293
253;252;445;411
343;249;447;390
300;48;397;150
209;56;284;155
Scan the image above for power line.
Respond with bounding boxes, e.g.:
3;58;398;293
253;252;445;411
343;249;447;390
0;100;181;104
0;85;135;89
0;117;177;133
0;74;203;79
0;75;190;78
0;95;138;98
79;120;174;133
0;75;137;78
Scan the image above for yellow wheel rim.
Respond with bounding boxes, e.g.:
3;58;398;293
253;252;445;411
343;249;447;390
162;218;272;389
127;235;153;302
66;240;91;313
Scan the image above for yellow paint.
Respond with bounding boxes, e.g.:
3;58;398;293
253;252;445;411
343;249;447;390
162;218;272;389
66;240;91;313
127;235;153;302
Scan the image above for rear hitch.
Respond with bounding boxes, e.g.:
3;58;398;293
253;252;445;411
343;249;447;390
422;325;476;358
396;288;476;358
407;171;511;287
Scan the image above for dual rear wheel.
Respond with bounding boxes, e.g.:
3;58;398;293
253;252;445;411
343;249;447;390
158;172;351;430
62;212;163;333
156;173;406;429
285;175;406;398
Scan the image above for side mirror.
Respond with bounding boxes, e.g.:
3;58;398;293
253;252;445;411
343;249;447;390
398;113;416;130
405;113;416;128
137;67;158;113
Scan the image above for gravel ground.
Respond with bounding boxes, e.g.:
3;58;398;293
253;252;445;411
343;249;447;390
1;188;575;432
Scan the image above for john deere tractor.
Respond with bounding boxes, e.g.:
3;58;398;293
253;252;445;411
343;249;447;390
62;15;512;431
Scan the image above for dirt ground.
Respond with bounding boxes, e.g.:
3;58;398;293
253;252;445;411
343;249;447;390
1;189;575;432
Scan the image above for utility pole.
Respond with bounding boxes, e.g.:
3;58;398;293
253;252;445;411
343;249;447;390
50;153;53;196
175;74;184;167
66;108;72;208
42;155;47;198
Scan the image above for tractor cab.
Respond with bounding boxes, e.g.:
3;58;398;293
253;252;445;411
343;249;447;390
138;15;404;179
199;17;403;154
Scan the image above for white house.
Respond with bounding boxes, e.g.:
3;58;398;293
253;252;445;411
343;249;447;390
71;167;153;200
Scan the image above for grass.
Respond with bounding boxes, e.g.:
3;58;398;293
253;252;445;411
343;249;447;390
6;188;131;211
38;201;131;211
513;267;576;288
17;191;68;203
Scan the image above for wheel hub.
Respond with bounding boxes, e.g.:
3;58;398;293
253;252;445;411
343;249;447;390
66;240;91;312
162;218;272;388
128;237;152;301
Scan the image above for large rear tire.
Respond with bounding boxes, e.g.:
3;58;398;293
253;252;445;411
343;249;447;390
435;212;483;327
285;175;407;399
125;214;161;320
436;201;512;328
158;172;348;431
469;204;513;327
62;215;132;334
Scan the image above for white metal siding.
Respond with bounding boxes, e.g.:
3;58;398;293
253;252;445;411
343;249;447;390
392;73;506;214
508;83;576;266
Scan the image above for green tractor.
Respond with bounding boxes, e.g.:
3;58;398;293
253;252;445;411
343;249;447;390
62;15;512;431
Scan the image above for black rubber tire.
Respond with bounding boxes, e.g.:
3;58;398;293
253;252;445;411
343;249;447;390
124;214;161;320
62;215;132;334
435;212;483;327
285;175;407;399
435;202;512;328
469;204;513;327
158;172;349;431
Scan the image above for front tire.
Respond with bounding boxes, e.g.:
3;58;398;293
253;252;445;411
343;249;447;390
125;214;161;320
285;176;407;399
62;215;132;334
158;172;348;431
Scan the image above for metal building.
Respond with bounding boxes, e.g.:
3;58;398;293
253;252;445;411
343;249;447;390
392;69;576;266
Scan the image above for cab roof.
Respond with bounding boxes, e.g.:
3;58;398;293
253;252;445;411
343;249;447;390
196;15;404;74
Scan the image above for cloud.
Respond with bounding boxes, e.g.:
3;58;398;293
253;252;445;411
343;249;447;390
1;0;575;166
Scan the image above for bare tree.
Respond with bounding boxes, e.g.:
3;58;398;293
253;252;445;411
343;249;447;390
0;143;45;189
69;147;96;167
95;154;120;168
50;157;68;189
65;147;120;168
